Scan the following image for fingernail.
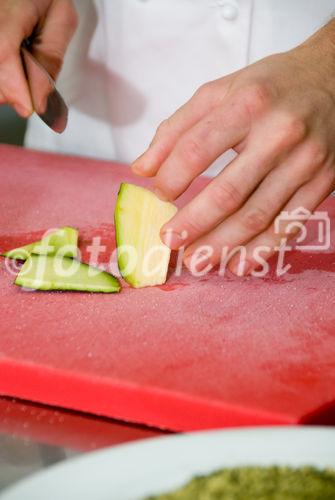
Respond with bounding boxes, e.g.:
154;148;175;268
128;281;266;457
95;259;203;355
154;188;169;201
161;230;184;249
14;103;32;118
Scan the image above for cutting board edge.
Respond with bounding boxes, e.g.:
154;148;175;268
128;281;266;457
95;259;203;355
0;357;299;432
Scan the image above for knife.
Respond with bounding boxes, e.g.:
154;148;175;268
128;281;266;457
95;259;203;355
21;38;68;134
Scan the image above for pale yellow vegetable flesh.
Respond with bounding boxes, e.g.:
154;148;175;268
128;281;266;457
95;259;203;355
115;183;177;288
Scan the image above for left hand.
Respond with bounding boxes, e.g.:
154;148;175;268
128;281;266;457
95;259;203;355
131;22;335;275
0;0;77;117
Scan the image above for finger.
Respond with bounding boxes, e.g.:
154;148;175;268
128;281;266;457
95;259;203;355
132;79;229;177
160;145;279;250
160;112;308;248
0;1;45;116
160;155;259;251
153;104;249;201
156;107;307;204
0;55;33;117
31;0;78;80
228;167;335;275
181;141;317;261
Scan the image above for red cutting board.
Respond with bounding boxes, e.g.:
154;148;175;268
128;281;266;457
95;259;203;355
0;145;334;431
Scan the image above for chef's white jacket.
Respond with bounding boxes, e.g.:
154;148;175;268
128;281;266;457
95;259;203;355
25;0;335;176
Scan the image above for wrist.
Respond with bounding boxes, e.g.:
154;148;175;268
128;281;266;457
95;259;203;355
313;18;335;51
291;19;335;95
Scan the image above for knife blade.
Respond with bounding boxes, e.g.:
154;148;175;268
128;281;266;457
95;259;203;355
21;42;68;134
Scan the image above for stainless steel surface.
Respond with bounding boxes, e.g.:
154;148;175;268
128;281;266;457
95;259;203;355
21;48;68;134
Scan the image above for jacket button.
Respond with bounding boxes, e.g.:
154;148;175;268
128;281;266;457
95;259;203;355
221;2;239;21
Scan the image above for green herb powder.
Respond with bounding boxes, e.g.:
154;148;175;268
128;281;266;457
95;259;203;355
146;466;335;500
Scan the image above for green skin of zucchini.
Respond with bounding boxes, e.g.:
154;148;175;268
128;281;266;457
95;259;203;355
15;255;120;293
2;226;79;260
115;184;129;280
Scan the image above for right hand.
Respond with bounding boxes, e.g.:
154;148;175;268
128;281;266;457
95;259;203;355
0;0;78;118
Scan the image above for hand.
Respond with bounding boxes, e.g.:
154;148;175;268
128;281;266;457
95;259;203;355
132;21;335;276
0;0;77;118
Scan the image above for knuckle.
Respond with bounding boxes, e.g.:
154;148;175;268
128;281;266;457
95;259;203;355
178;137;205;165
240;81;272;117
156;119;170;137
184;216;204;236
270;114;307;153
193;81;220;105
211;181;242;212
281;114;307;143
304;140;328;168
195;82;213;99
154;175;177;201
241;206;270;233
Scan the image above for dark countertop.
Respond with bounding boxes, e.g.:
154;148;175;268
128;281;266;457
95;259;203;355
0;397;166;493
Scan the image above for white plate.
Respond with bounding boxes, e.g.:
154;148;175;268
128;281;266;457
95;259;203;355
1;427;335;500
